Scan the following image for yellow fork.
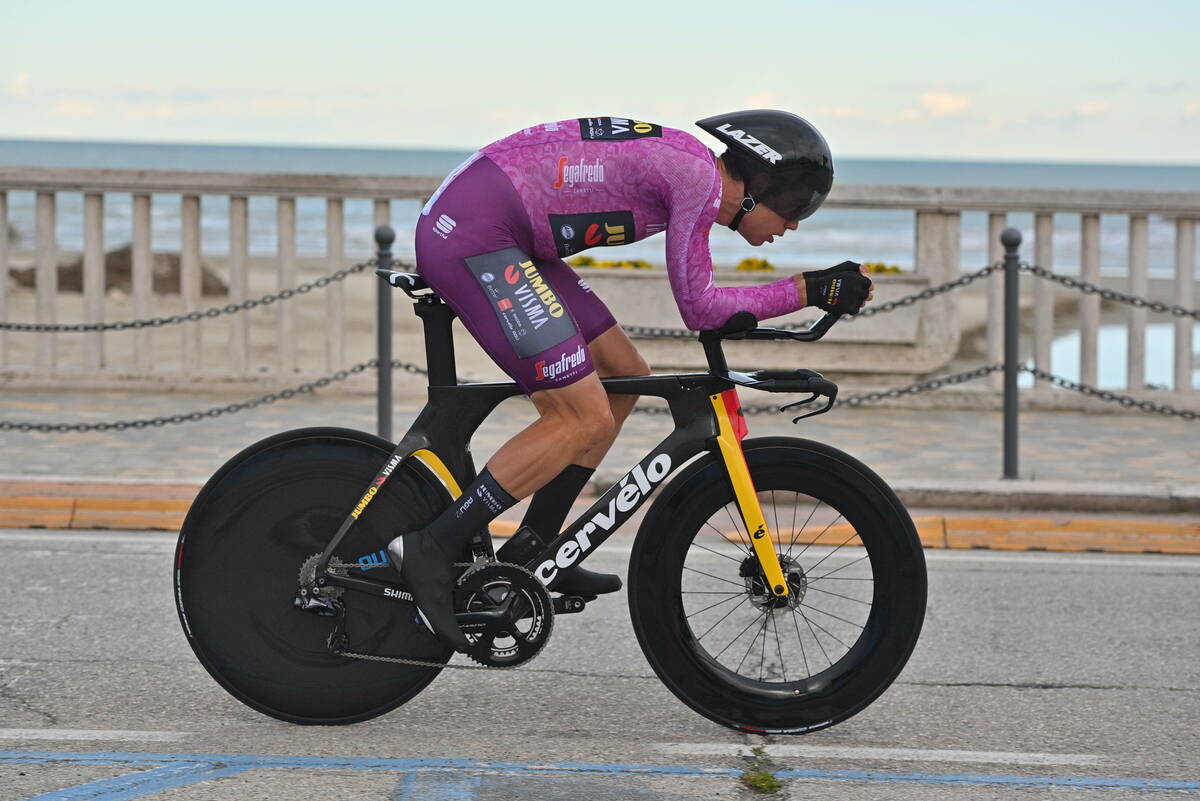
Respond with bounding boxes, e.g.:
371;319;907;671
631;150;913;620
708;390;788;597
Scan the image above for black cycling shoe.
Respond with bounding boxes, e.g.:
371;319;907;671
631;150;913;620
555;565;622;599
386;530;470;653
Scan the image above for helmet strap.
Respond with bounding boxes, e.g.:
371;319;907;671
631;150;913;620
729;195;756;231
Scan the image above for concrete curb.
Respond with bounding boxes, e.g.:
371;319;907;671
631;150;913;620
1;478;1197;555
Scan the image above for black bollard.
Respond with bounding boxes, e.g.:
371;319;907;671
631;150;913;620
375;225;395;441
1001;227;1022;479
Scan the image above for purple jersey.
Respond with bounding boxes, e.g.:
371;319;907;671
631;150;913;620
479;118;801;330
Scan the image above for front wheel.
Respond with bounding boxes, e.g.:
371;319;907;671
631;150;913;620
628;437;926;734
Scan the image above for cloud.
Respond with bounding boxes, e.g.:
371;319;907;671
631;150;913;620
743;91;777;108
825;105;864;119
893;108;923;123
1075;100;1110;116
920;91;970;117
52;98;100;118
1184;102;1200;118
7;71;30;98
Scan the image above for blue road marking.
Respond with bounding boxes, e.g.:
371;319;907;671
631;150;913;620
2;750;1198;798
396;769;483;800
16;762;250;801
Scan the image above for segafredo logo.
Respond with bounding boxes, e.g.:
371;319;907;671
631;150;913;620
535;344;586;381
715;123;783;164
554;156;606;189
534;454;672;585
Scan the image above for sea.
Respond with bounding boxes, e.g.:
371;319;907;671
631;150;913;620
2;138;1198;388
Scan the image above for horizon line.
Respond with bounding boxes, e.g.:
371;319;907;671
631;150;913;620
2;135;1200;171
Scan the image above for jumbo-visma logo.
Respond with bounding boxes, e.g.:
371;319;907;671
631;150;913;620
585;222;626;246
511;260;565;328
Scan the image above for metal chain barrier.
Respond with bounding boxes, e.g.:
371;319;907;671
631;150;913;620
1020;365;1198;420
0;260;376;333
3;358;1195;431
1022;263;1200;319
0;359;428;433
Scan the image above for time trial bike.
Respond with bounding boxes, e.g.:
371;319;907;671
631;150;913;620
173;226;927;734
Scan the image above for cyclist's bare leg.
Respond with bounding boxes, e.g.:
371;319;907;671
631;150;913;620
573;323;650;469
486;373;617;499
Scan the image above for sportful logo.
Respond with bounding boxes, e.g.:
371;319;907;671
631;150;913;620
535;344;586;382
534;454;673;585
554;156;606;189
435;214;456;238
714;123;783;164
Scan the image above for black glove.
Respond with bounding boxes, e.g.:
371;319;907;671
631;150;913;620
802;261;872;315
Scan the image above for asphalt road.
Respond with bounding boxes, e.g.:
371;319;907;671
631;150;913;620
0;528;1197;800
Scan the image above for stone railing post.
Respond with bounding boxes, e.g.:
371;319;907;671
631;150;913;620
914;210;963;364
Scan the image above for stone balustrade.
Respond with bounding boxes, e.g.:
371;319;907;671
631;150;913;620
1;167;1196;401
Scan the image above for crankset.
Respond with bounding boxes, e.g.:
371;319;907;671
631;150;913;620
456;562;554;668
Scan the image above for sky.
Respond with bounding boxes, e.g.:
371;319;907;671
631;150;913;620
3;0;1198;163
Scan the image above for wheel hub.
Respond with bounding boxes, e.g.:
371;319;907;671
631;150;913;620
740;553;807;610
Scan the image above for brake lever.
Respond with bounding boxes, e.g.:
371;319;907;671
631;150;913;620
780;393;837;423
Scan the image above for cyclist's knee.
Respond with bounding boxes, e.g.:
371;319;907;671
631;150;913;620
534;376;614;450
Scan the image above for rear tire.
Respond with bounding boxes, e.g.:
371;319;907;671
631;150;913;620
174;427;454;725
628;437;926;734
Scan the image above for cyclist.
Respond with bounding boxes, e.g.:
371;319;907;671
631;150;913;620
388;110;874;651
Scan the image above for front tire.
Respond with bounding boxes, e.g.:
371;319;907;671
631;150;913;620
628;437;926;734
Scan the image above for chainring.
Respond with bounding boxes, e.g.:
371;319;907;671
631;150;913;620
455;562;554;668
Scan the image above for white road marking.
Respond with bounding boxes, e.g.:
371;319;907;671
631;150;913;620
654;743;1104;766
0;728;190;742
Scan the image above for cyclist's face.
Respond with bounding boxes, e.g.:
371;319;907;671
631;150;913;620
737;203;799;247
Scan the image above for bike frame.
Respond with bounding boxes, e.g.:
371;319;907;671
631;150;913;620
316;290;793;602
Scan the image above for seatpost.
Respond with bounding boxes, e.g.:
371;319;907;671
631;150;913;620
413;301;458;386
374;226;394;439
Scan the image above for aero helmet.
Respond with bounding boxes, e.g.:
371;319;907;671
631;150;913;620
696;109;834;230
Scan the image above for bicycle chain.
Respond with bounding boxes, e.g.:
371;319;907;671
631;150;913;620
328;561;544;672
0;260;376;333
1021;263;1200;319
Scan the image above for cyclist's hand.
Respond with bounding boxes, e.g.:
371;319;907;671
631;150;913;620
802;261;874;315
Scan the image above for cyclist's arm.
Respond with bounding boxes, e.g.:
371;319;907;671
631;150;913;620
663;155;803;331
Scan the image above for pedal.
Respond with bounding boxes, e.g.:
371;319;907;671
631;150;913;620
553;595;588;615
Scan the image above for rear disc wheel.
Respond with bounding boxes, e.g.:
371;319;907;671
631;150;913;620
174;427;454;725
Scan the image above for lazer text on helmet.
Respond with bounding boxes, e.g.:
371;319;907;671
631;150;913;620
715;124;783;164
